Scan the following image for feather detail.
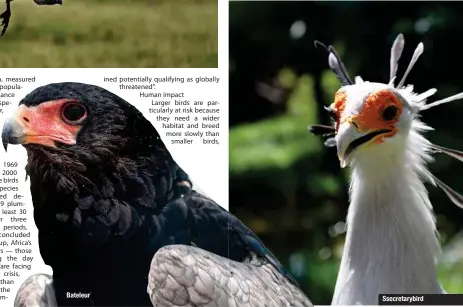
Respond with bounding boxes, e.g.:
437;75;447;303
307;124;335;136
390;33;405;84
148;245;313;307
314;40;354;86
324;137;337;147
328;46;354;85
14;274;57;307
427;143;463;208
421;92;463;111
307;124;335;147
430;173;463;209
430;143;463;163
397;42;424;89
416;88;437;101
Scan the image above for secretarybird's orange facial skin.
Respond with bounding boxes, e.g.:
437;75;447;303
328;83;412;167
309;33;463;209
332;88;402;138
2;99;86;150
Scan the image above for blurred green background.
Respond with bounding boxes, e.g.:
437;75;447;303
0;0;217;67
229;1;463;304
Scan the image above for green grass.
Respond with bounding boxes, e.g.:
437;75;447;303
439;262;463;293
230;74;322;174
0;0;217;67
229;70;342;174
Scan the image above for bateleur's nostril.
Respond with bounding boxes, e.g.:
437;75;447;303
23;117;30;123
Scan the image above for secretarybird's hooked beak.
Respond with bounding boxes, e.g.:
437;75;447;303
308;33;463;208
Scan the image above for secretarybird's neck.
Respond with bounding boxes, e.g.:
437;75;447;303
332;141;443;305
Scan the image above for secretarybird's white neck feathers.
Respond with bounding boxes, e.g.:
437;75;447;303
310;33;463;209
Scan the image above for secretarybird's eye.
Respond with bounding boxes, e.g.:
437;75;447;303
381;105;399;121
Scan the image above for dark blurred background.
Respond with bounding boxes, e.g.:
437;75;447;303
229;1;463;304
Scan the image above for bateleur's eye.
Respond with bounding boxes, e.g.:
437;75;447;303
381;105;399;121
61;103;87;124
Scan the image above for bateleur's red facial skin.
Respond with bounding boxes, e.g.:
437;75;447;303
2;99;86;150
3;82;165;159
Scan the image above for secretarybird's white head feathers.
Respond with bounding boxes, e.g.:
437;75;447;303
309;33;463;209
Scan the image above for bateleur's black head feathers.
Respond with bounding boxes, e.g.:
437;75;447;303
3;82;178;217
20;81;163;153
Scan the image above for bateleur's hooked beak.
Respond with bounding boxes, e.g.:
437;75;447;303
2;99;86;151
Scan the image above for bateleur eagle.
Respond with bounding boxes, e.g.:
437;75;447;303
3;83;312;307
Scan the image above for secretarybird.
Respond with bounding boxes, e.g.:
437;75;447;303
309;33;463;305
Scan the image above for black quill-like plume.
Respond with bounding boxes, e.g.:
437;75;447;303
314;40;353;86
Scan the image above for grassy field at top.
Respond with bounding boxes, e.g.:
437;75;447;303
0;0;218;68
